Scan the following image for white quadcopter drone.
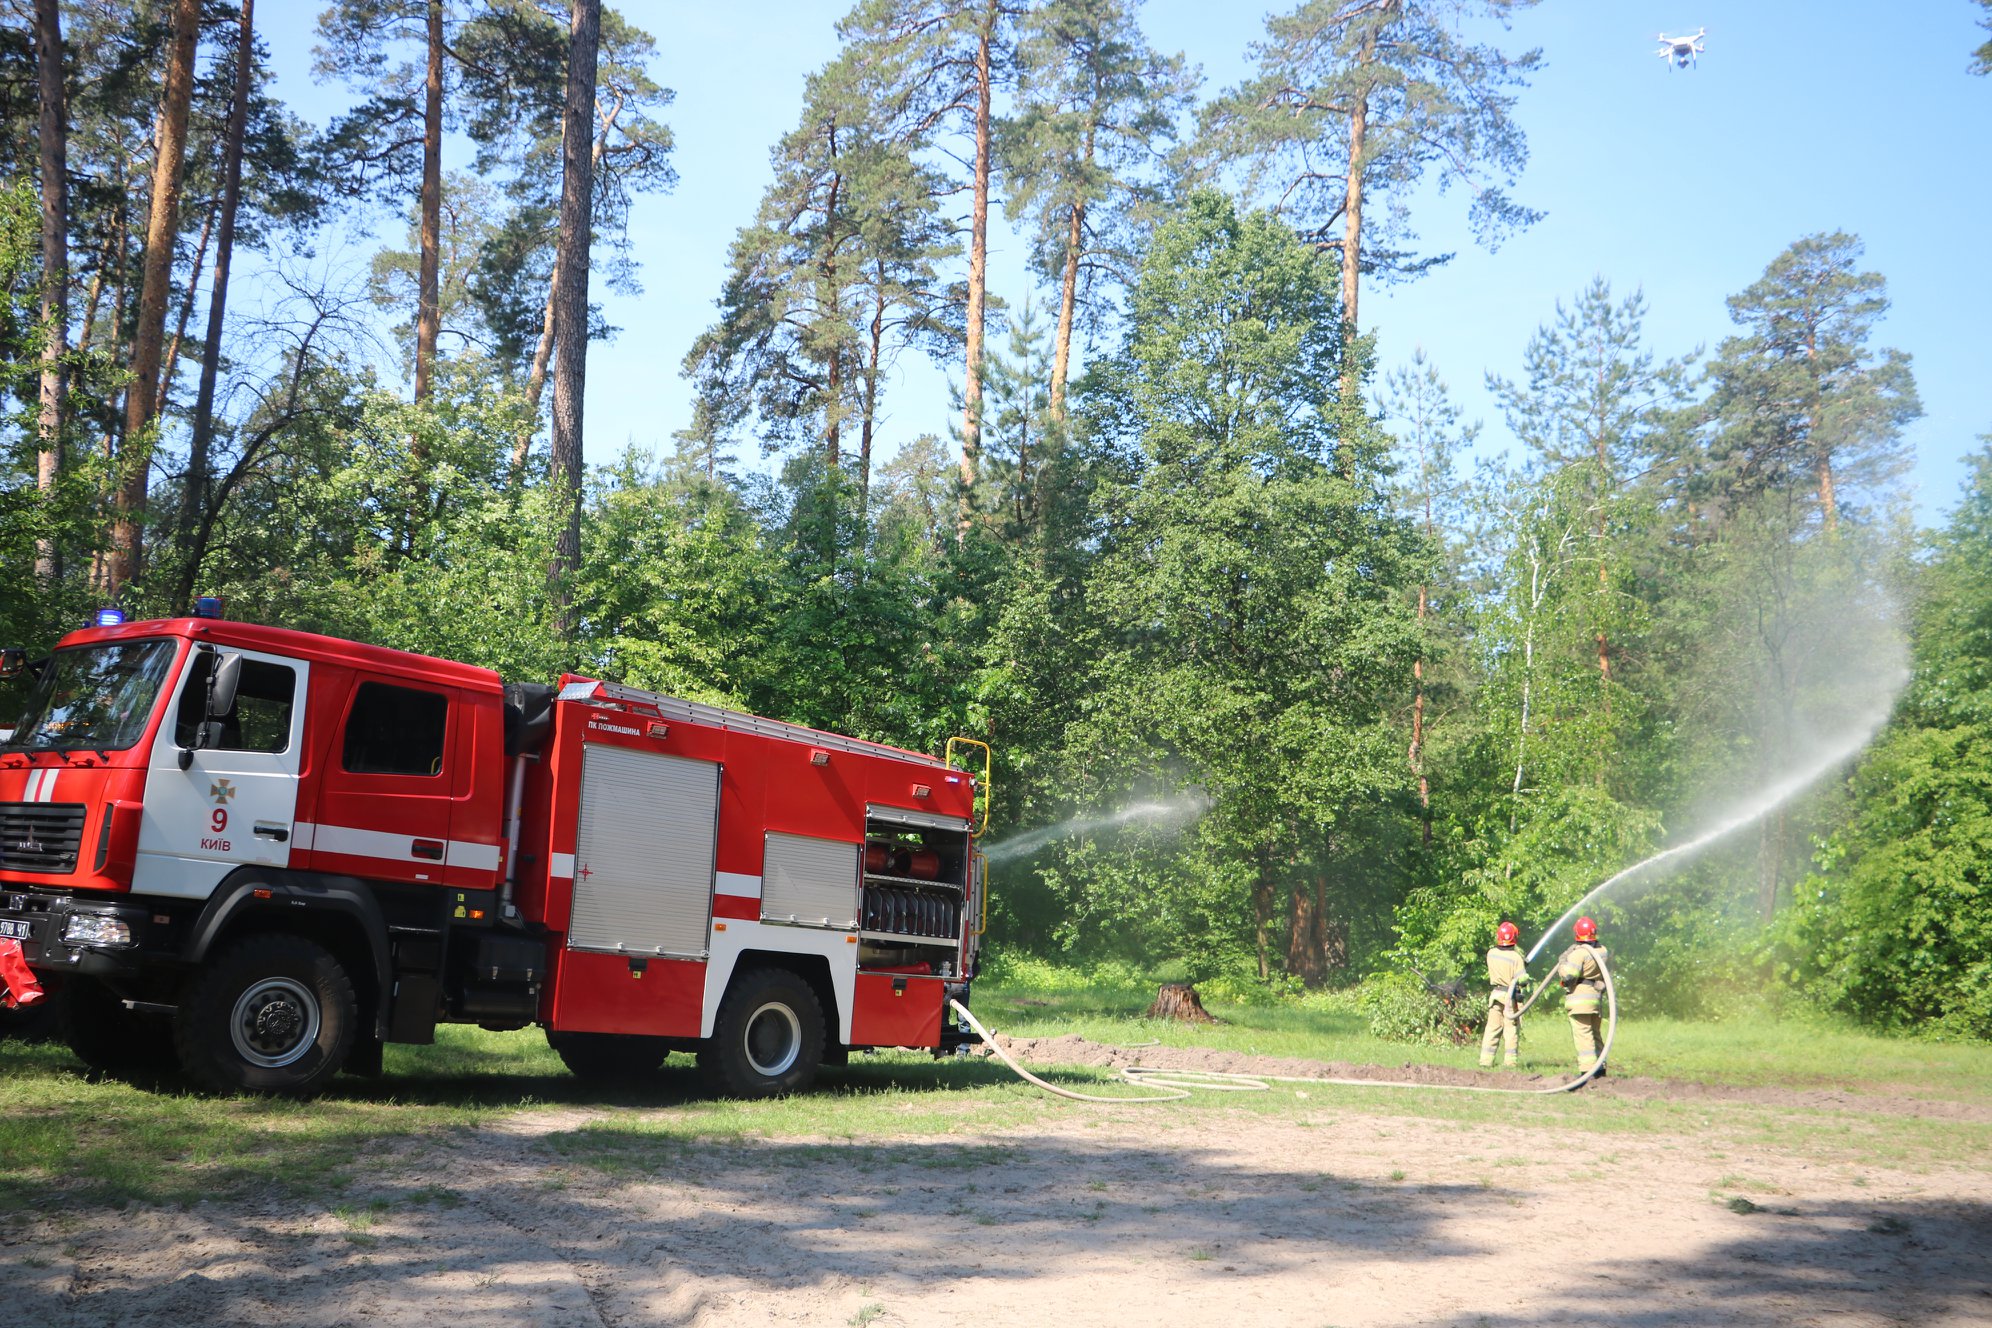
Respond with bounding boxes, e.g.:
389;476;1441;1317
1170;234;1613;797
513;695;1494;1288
1656;27;1707;69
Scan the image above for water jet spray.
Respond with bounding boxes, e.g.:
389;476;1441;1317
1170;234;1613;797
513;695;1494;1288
980;795;1211;865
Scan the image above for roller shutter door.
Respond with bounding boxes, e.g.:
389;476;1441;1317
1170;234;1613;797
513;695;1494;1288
761;831;860;929
569;744;720;958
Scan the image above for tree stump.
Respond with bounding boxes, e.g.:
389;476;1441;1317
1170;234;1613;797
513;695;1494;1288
1145;983;1219;1024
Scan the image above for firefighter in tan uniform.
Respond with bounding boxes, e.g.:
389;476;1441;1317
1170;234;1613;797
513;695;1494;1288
1478;921;1529;1069
1557;916;1609;1076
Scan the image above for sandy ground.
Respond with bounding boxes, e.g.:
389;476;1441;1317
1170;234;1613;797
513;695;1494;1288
6;1045;1990;1328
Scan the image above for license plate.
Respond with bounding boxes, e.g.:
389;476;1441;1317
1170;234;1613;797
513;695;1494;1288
0;919;31;940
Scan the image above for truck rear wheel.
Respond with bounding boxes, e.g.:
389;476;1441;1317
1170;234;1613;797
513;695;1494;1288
547;1030;671;1080
175;935;357;1098
700;968;826;1099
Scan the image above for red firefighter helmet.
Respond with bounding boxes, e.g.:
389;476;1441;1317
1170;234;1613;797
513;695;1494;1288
1495;921;1520;947
1573;916;1598;943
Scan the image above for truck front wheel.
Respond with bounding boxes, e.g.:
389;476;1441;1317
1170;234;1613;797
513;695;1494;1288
699;968;826;1099
175;935;357;1097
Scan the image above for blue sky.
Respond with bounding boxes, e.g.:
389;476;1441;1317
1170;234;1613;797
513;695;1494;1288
261;1;1992;524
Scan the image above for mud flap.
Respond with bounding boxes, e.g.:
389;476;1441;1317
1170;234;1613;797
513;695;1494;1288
0;938;44;1009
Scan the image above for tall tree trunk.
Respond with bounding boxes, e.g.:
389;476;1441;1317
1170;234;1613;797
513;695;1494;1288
513;115;617;478
413;0;444;404
1411;588;1428;824
1286;880;1326;987
157;196;217;413
1047;120;1093;424
821;142;843;471
957;2;995;530
1252;865;1273;982
33;0;68;585
177;0;255;599
109;0;200;597
1337;85;1368;407
548;0;601;634
860;265;886;514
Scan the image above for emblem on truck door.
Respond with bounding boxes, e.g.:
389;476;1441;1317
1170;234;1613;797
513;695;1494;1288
207;779;237;806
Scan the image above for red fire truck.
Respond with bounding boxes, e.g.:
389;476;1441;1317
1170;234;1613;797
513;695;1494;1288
0;607;989;1097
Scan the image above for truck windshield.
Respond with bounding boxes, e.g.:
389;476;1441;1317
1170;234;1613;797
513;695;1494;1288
2;640;178;753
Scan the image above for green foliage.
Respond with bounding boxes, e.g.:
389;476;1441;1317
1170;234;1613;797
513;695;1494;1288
1047;190;1422;977
1778;446;1992;1038
1357;970;1459;1045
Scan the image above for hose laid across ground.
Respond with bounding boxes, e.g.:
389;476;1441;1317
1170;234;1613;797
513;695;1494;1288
948;951;1618;1102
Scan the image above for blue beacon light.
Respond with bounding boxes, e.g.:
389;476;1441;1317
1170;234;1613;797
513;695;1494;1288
92;607;126;628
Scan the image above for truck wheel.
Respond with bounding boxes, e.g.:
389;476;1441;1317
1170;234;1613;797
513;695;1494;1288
174;935;356;1098
547;1030;670;1080
63;977;173;1074
699;967;825;1099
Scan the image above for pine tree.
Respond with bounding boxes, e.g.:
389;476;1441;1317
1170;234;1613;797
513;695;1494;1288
840;0;1027;518
1001;0;1192;420
1490;279;1691;772
1694;233;1920;536
107;0;200;596
32;0;66;585
1198;0;1540;400
316;0;459;403
547;0;601;633
1382;350;1478;832
686;52;959;508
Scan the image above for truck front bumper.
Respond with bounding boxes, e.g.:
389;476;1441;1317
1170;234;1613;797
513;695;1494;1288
0;889;182;981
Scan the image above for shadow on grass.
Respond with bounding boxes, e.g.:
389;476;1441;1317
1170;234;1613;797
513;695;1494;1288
2;1128;1493;1328
0;1035;1081;1217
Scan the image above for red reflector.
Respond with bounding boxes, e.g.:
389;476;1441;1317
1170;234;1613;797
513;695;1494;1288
253;888;273;900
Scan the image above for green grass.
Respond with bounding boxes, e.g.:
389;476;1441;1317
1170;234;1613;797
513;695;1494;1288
3;967;1989;1215
972;971;1992;1098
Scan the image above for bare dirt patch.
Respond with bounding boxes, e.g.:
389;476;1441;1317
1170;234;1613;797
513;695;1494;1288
5;1061;1990;1326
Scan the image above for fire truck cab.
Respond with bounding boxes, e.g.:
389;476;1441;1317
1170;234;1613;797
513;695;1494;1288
0;612;987;1097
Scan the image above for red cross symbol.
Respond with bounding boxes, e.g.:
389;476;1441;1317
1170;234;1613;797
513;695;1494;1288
578;863;593;881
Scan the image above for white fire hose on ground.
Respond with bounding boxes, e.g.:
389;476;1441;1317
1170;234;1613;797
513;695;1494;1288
948;949;1618;1103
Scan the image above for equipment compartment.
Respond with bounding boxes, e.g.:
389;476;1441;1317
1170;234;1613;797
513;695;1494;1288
859;809;970;953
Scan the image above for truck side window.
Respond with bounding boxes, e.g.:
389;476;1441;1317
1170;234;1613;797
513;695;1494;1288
342;682;448;777
173;655;297;753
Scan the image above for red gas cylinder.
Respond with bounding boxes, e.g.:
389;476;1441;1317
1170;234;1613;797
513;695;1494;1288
902;848;942;881
864;841;897;875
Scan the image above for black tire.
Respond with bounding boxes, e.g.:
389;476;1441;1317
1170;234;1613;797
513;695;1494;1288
174;935;357;1098
547;1030;671;1080
63;976;175;1074
699;967;826;1099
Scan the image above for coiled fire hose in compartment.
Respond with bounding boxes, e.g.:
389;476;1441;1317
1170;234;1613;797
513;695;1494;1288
947;950;1617;1103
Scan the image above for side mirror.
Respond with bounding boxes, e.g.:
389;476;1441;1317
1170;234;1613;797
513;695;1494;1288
178;651;243;770
0;648;23;678
207;652;242;719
